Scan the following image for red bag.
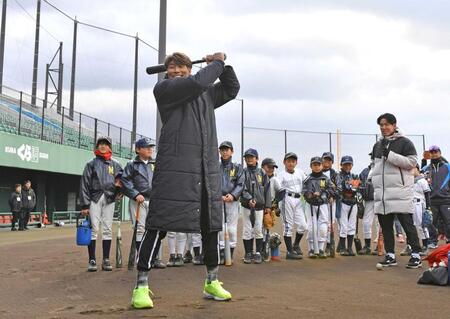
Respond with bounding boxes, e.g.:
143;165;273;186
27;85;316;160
423;243;450;267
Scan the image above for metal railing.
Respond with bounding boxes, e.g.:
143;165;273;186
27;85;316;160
0;85;154;159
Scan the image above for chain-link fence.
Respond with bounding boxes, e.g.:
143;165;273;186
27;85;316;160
0;85;154;159
243;126;426;174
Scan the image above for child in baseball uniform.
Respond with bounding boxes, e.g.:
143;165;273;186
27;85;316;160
336;155;360;256
412;165;432;255
322;152;339;256
273;152;308;260
240;148;271;264
359;160;376;255
219;141;244;265
121;138;157;265
80;136;123;271
166;232;188;267
303;157;333;258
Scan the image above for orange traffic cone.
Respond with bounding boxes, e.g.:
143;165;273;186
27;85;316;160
43;212;50;225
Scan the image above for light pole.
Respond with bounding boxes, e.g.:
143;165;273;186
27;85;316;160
235;98;244;165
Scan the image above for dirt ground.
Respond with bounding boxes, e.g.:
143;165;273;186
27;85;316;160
0;223;449;319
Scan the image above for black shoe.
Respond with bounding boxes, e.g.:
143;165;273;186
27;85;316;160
378;255;397;267
11;227;17;231
347;248;356;256
253;252;262;264
325;244;331;256
102;259;113;271
88;259;97;272
174;254;184;267
286;251;303;260
166;254;176;267
406;256;422;269
293;245;303;256
183;251;193;263
358;246;371;255
24;226;29;230
193;254;204;266
18;228;24;231
340;249;350;256
243;253;253;264
318;250;327;259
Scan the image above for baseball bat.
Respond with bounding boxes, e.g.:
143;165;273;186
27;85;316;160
250;182;256;228
223;202;232;266
377;228;384;256
146;54;227;75
115;219;123;268
128;203;141;270
329;202;335;258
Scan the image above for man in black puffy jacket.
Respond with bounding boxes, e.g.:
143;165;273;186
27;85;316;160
21;180;36;230
80;136;123;272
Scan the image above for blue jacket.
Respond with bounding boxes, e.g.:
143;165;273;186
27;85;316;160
121;157;155;200
422;158;450;205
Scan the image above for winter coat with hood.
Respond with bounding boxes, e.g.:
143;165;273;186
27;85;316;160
370;129;418;215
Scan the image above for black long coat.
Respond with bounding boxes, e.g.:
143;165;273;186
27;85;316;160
147;60;240;233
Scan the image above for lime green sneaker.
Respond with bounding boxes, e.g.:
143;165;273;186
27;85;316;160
203;280;232;301
131;286;154;309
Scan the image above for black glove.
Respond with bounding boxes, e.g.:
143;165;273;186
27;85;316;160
383;146;390;158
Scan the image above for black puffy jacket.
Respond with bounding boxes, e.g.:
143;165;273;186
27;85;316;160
9;192;22;213
220;158;244;199
359;166;375;201
79;156;123;208
240;166;271;210
21;188;36;210
147;61;240;233
423;158;450;205
121;157;155;200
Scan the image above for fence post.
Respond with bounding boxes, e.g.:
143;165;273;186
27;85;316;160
422;134;426;151
40;100;45;139
61;107;65;144
78;112;82;148
328;132;332;152
18;91;22;134
375;134;378;143
94;118;98;148
119;127;122;157
284;130;287;154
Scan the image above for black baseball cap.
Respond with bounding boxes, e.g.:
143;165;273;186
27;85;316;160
96;136;112;147
322;152;334;163
310;156;323;164
219;141;234;150
284;152;298;161
243;148;258;158
341;155;354;164
262;158;278;168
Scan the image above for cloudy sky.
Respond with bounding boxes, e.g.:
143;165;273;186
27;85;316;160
3;0;450;172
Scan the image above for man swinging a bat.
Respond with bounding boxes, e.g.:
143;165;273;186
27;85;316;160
131;52;240;309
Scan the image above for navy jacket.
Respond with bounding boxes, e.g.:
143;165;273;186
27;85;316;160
240;166;271;210
121;157;155;200
359;166;375;201
423;158;450;205
220;158;244;199
336;171;360;205
302;173;333;206
79;156;123;208
21;188;36;210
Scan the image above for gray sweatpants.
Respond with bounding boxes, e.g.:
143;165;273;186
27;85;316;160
129;199;149;242
89;194;115;240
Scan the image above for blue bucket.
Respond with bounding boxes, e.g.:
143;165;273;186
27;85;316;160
76;215;92;246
